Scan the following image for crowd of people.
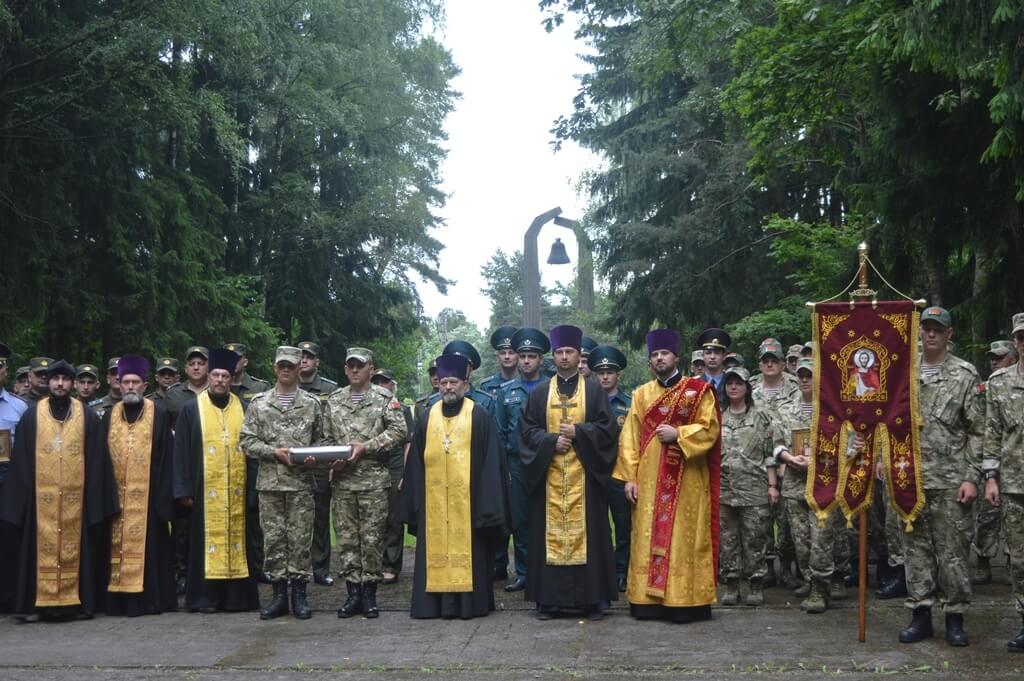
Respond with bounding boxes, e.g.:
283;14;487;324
0;309;1021;655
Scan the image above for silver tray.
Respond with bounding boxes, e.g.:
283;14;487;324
289;445;353;465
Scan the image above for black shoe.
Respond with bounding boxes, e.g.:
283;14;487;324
175;576;186;596
617;575;627;593
504;576;526;593
1008;616;1024;653
314;574;334;587
492;566;508;582
944;613;968;647
898;607;933;643
291;580;312;620
337;581;363;619
381;572;399;586
362;581;379;619
875;566;907;600
260;580;290;620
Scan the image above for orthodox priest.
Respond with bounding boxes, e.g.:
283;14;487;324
615;329;721;623
1;360;119;621
400;354;510;619
102;355;177;616
173;348;259;613
518;325;618;620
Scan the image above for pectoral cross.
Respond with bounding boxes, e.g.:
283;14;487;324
52;434;63;450
553;393;577;424
442;434;452;454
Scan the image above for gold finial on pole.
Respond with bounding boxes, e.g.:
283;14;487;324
851;242;876;301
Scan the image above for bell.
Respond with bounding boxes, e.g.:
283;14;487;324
547;238;571;265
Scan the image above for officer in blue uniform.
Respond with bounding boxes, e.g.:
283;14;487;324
698;327;731;399
479;326;519;399
494;327;550;591
425;340;498;420
590;344;632;592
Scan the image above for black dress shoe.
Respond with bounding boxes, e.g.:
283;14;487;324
504;576;526;592
617;575;627;593
314;574;334;586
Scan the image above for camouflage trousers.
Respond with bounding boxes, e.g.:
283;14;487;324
1002;493;1024;614
784;498;811;581
332;486;388;583
973;499;1003;559
786;498;851;583
881;483;905;567
720;504;771;580
902;489;973;614
258;490;314;581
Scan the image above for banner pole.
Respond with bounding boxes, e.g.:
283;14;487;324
858;510;868;642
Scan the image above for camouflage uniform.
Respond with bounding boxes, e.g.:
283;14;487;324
719;405;784;580
299;371;338;581
239;388;323;580
323;383;407;583
900;353;983;615
983;363;1024;614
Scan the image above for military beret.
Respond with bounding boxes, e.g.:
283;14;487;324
185;346;209;361
155;357;179;373
511;328;550;354
589;345;627;371
224;343;248;356
30;357;55;373
697;328;731;351
76;363;99;379
489;326;519;351
920;306;952;328
581;336;598;357
298;341;321;357
443;340;481;369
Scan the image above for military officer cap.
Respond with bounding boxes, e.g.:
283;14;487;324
106;356;121;372
1011;312;1024;337
274;346;302;366
723;352;744;368
988;340;1016;357
723;365;751;383
511;327;550;354
690;350;705;365
76;363;99;379
581;336;598;357
796;358;814;375
489;326;519;351
0;342;10;360
30;357;55;373
155;357;179;374
15;366;30;379
757;338;784;361
345;347;374;364
371;368;396;383
786;344;803;360
427;358;438;375
46;359;77;379
298;341;321;357
697;327;731;351
589;344;627;371
443;340;481;370
184;346;209;361
224;342;248;356
920;306;952;328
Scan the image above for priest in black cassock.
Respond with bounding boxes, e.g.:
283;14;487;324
400;353;510;619
101;355;177;616
173;348;259;613
518;325;618;620
0;360;119;621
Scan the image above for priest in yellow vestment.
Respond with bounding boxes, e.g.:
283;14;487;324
615;329;722;623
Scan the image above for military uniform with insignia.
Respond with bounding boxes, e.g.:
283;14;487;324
479;326;519;398
698;328;731;399
74;363;101;404
149;357;181;402
24;356;54;402
89;356;122;420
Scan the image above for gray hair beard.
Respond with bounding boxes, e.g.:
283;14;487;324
123;392;143;405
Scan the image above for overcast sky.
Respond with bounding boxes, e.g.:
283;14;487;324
417;0;597;330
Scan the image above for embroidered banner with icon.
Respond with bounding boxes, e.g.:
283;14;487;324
805;301;924;529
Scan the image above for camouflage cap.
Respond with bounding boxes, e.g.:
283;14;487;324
298;341;321;357
988;340;1016;357
223;342;248;356
274;345;302;366
920;306;952;328
345;347;373;364
185;346;209;360
1012;312;1024;336
796;358;814;375
155;357;179;373
787;344;803;359
757;338;784;361
723;366;751;382
690;350;705;364
76;363;99;379
30;357;54;373
15;366;30;379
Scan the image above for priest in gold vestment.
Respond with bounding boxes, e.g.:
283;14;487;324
173;348;259;613
400;354;509;619
615;329;722;623
518;325;618;620
1;360;118;621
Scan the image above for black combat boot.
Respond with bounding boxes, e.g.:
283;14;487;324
898;607;933;643
362;581;380;618
944;613;968;646
290;580;312;620
337;581;363;619
260;580;289;620
1008;615;1024;653
875;565;907;599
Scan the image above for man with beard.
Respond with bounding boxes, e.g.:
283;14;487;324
149;358;180;402
90;358;123;420
400;354;509;619
173;348;259;613
518;325;618;620
480;326;520;399
75;364;101;404
1;360;119;621
24;357;54;403
616;330;721;623
102;355;176;616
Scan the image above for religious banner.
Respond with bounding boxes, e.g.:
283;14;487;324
805;300;924;529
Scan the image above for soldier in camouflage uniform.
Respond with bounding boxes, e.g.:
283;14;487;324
689;350;705;378
297;341;339;586
896;307;983;647
323;347;407;619
718;366;785;606
982;311;1024;653
973;340;1018;585
240;346;323;620
370;368;414;585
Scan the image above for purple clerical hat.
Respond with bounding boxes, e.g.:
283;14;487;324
646;329;681;356
549;325;583;352
208;348;240;374
117;354;150;380
435;354;469;380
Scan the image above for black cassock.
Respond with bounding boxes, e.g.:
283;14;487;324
101;401;177;616
400;397;510;619
172;397;259;612
0;399;119;617
518;374;618;609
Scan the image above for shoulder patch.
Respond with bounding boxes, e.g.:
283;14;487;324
390;398;402;409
